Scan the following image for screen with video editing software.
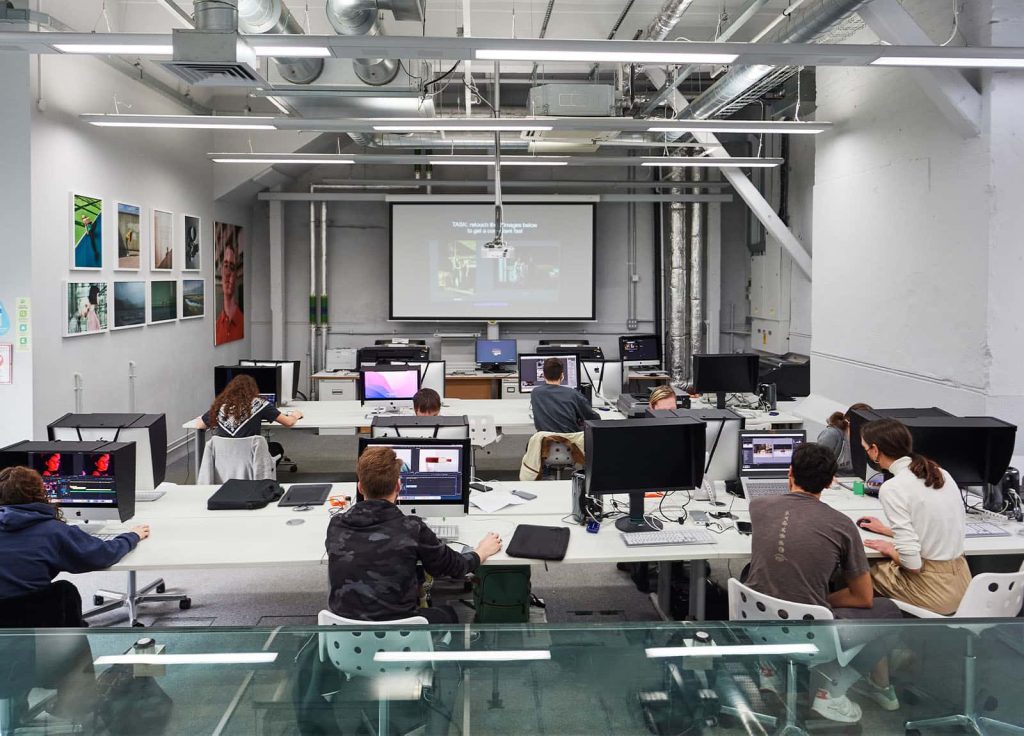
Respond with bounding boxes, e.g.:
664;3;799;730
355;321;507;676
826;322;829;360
387;443;464;502
739;432;806;475
518;354;579;392
362;368;420;401
28;451;118;507
620;335;660;363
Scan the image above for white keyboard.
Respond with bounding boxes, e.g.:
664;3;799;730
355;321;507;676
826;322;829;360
742;479;790;498
136;491;166;502
965;521;1012;538
88;531;121;541
621;529;716;547
427;523;460;542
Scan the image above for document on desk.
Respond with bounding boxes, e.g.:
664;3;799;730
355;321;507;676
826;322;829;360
470;490;529;514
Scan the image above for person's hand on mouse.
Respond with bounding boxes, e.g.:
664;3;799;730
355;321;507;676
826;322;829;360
856;516;891;536
474;532;502;561
131;524;150;541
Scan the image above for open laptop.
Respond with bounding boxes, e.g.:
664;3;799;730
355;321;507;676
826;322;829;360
738;430;806;498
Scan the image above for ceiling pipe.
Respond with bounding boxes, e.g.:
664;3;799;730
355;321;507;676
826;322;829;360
326;0;411;86
644;0;698;42
238;0;324;84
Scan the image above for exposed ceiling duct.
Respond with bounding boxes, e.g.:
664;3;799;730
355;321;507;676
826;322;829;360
238;0;324;84
644;0;698;43
326;0;425;86
165;0;266;86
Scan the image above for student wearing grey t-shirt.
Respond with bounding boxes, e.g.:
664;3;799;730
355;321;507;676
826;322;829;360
745;443;901;725
529;358;599;434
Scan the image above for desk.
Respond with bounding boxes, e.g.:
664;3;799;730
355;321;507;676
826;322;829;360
311;371;514;401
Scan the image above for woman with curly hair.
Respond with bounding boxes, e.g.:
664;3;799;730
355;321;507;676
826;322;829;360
196;374;303;438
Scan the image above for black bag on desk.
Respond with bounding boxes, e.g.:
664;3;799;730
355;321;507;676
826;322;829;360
207;479;284;510
505;524;570;561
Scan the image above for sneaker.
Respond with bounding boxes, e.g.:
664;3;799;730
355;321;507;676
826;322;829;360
757;659;783;695
810;691;863;723
851;677;900;711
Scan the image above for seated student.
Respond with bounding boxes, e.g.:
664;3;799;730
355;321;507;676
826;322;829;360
195;374;303;437
413;388;441;416
745;443;901;724
530;358;600;433
816;402;872;475
0;466;149;602
857;418;970;615
326;446;502;623
648;385;677;411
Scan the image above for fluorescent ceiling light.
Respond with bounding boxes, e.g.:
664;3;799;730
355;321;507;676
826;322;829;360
648;125;827;135
646;644;819;659
253;46;331;58
872;56;1024;69
476;49;737;65
211;158;355;164
84;115;276;130
55;44;174;55
429;159;567;166
374;650;552;663
95;653;278;666
374;124;554;132
641;158;781;168
93;122;276;129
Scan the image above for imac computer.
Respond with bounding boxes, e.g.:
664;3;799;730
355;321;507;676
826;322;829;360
371;415;470;440
389;360;446;397
518;354;580;393
358;365;421;410
214;365;283;406
536;344;605;361
356;437;471;517
580;360;623;405
475;339;518;373
357;345;430;366
47;413;167;491
619;335;661;368
584;418;705;532
648;408;745;483
239;360;300;404
0;440;136;526
692;353;760;409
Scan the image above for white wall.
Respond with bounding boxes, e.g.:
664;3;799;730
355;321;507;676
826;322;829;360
28;55;254;448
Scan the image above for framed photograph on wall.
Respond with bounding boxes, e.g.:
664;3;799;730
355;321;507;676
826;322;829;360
0;344;11;384
115;202;141;271
183;214;201;271
214;221;244;346
64;281;109;337
112;280;147;330
71;193;103;270
181;279;205;319
149;280;177;324
152;209;174;271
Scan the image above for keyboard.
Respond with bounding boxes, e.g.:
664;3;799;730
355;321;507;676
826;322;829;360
427;523;460;543
136;491;166;502
742;479;790;498
88;531;121;541
965;521;1012;538
621;529;716;547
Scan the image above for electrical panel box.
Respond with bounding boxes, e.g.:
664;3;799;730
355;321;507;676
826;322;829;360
528;84;616;117
750;237;792;357
501;378;519;400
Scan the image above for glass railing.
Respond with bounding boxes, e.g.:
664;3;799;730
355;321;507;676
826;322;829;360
1;619;1022;735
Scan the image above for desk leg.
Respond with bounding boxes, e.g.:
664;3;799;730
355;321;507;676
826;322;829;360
688;560;707;622
193;428;205;479
652;560;707;621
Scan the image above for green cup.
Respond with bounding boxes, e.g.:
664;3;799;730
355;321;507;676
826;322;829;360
852;480;865;496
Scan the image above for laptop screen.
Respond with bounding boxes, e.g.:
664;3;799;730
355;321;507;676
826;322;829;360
739;431;807;477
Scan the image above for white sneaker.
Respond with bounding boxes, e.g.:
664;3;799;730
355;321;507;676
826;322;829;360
757;659;783;695
851;678;900;711
810;691;863;723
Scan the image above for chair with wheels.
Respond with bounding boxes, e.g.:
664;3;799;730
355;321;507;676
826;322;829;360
198;435;277;484
317;611;433;736
727;579;868;735
893;567;1024;736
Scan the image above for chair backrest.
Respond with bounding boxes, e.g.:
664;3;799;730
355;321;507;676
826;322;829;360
952;571;1024;619
199;435;276;484
543;441;575;469
468;415;499;448
317;610;433;679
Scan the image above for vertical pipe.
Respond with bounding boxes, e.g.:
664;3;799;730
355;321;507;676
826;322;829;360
320;200;328;372
666;168;690;385
309;199;318;381
73;373;83;413
689;167;704;361
128;361;137;412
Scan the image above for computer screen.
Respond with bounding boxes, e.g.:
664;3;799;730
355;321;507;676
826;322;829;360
29;451;118;507
476;339;517;366
692;353;760;408
214;365;282;406
359;367;421;402
619;335;660;363
848;407;953;480
371;416;470;440
47;413;167;491
240;360;300;403
739;431;807;476
648;408;745;481
519;354;580;393
357;437;471;516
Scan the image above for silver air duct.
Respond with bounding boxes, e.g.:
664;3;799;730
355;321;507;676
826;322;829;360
644;0;697;42
194;0;238;30
666;168;690;385
687;167;704;362
238;0;324;84
327;0;421;86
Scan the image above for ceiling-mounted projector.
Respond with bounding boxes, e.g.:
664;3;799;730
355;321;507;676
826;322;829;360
481;238;512;259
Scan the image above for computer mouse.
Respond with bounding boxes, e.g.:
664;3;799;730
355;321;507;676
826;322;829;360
856;518;872;529
597;407;610;412
286;518;305;526
768;411;779;416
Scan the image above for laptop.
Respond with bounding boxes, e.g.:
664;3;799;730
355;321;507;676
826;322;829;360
738;430;806;498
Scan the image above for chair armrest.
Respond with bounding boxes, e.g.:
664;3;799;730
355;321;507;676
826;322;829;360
891;598;943;619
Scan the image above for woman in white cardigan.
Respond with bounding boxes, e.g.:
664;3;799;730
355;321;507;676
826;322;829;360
855;418;970;615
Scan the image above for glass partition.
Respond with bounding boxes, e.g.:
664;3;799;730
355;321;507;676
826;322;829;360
1;619;1022;735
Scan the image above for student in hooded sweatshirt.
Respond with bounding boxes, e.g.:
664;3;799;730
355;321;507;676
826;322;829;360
0;466;149;604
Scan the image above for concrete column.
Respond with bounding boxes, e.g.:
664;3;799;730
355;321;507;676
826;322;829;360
269;197;285;359
0;52;34;445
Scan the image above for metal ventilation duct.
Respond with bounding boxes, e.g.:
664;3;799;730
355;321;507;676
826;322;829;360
238;0;324;84
644;0;698;43
326;0;424;86
165;1;268;87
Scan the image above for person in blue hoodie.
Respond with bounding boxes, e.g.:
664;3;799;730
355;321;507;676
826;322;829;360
0;466;149;602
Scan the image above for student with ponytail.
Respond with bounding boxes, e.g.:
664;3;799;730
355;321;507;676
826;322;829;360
856;419;970;614
817;403;872;475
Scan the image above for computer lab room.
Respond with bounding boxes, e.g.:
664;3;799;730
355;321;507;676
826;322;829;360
1;0;1024;734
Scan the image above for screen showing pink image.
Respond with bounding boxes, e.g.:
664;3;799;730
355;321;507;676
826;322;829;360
363;368;419;400
417;449;460;473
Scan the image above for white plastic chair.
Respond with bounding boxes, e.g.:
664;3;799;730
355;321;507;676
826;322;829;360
893;569;1024;735
728;579;867;734
542;440;576;480
468;415;501;449
317;611;433;736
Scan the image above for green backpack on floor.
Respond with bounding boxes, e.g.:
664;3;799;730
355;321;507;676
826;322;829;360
472;565;532;624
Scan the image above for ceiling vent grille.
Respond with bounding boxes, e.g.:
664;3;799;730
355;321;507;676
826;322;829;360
160;61;265;87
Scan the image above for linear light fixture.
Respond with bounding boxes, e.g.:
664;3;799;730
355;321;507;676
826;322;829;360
872;56;1024;69
82;114;276;130
648;124;829;135
641;157;781;168
374;124;554;132
374;650;552;663
95;653;278;666
646;644;819;659
429;159;568;166
211;158;355;164
475;49;737;64
252;46;331;58
55;44;174;55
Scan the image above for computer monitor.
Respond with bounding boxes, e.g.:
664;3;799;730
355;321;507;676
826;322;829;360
848;407;953;480
390;360;446;397
692;353;761;409
47;413;167;491
538;339;589;346
518;354;580;393
239;360;300;404
371;416;470;440
759;359;810;400
358;366;421;409
619;334;661;365
357;345;430;366
214;365;283;406
475;339;517;372
739;430;807;477
356;437;471;517
0;440;136;525
536;344;605;361
648;408;745;483
580;360;623;405
584;418;705;532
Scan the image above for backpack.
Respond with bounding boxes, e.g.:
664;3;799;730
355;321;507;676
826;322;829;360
471;566;532;624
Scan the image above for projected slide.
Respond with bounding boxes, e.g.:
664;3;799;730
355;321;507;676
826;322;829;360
390;203;595;320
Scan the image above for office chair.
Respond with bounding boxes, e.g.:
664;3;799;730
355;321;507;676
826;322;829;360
198;436;277;484
894;568;1024;735
542;441;576;480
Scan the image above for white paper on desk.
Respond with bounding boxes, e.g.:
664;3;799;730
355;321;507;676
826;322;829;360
469;490;528;513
